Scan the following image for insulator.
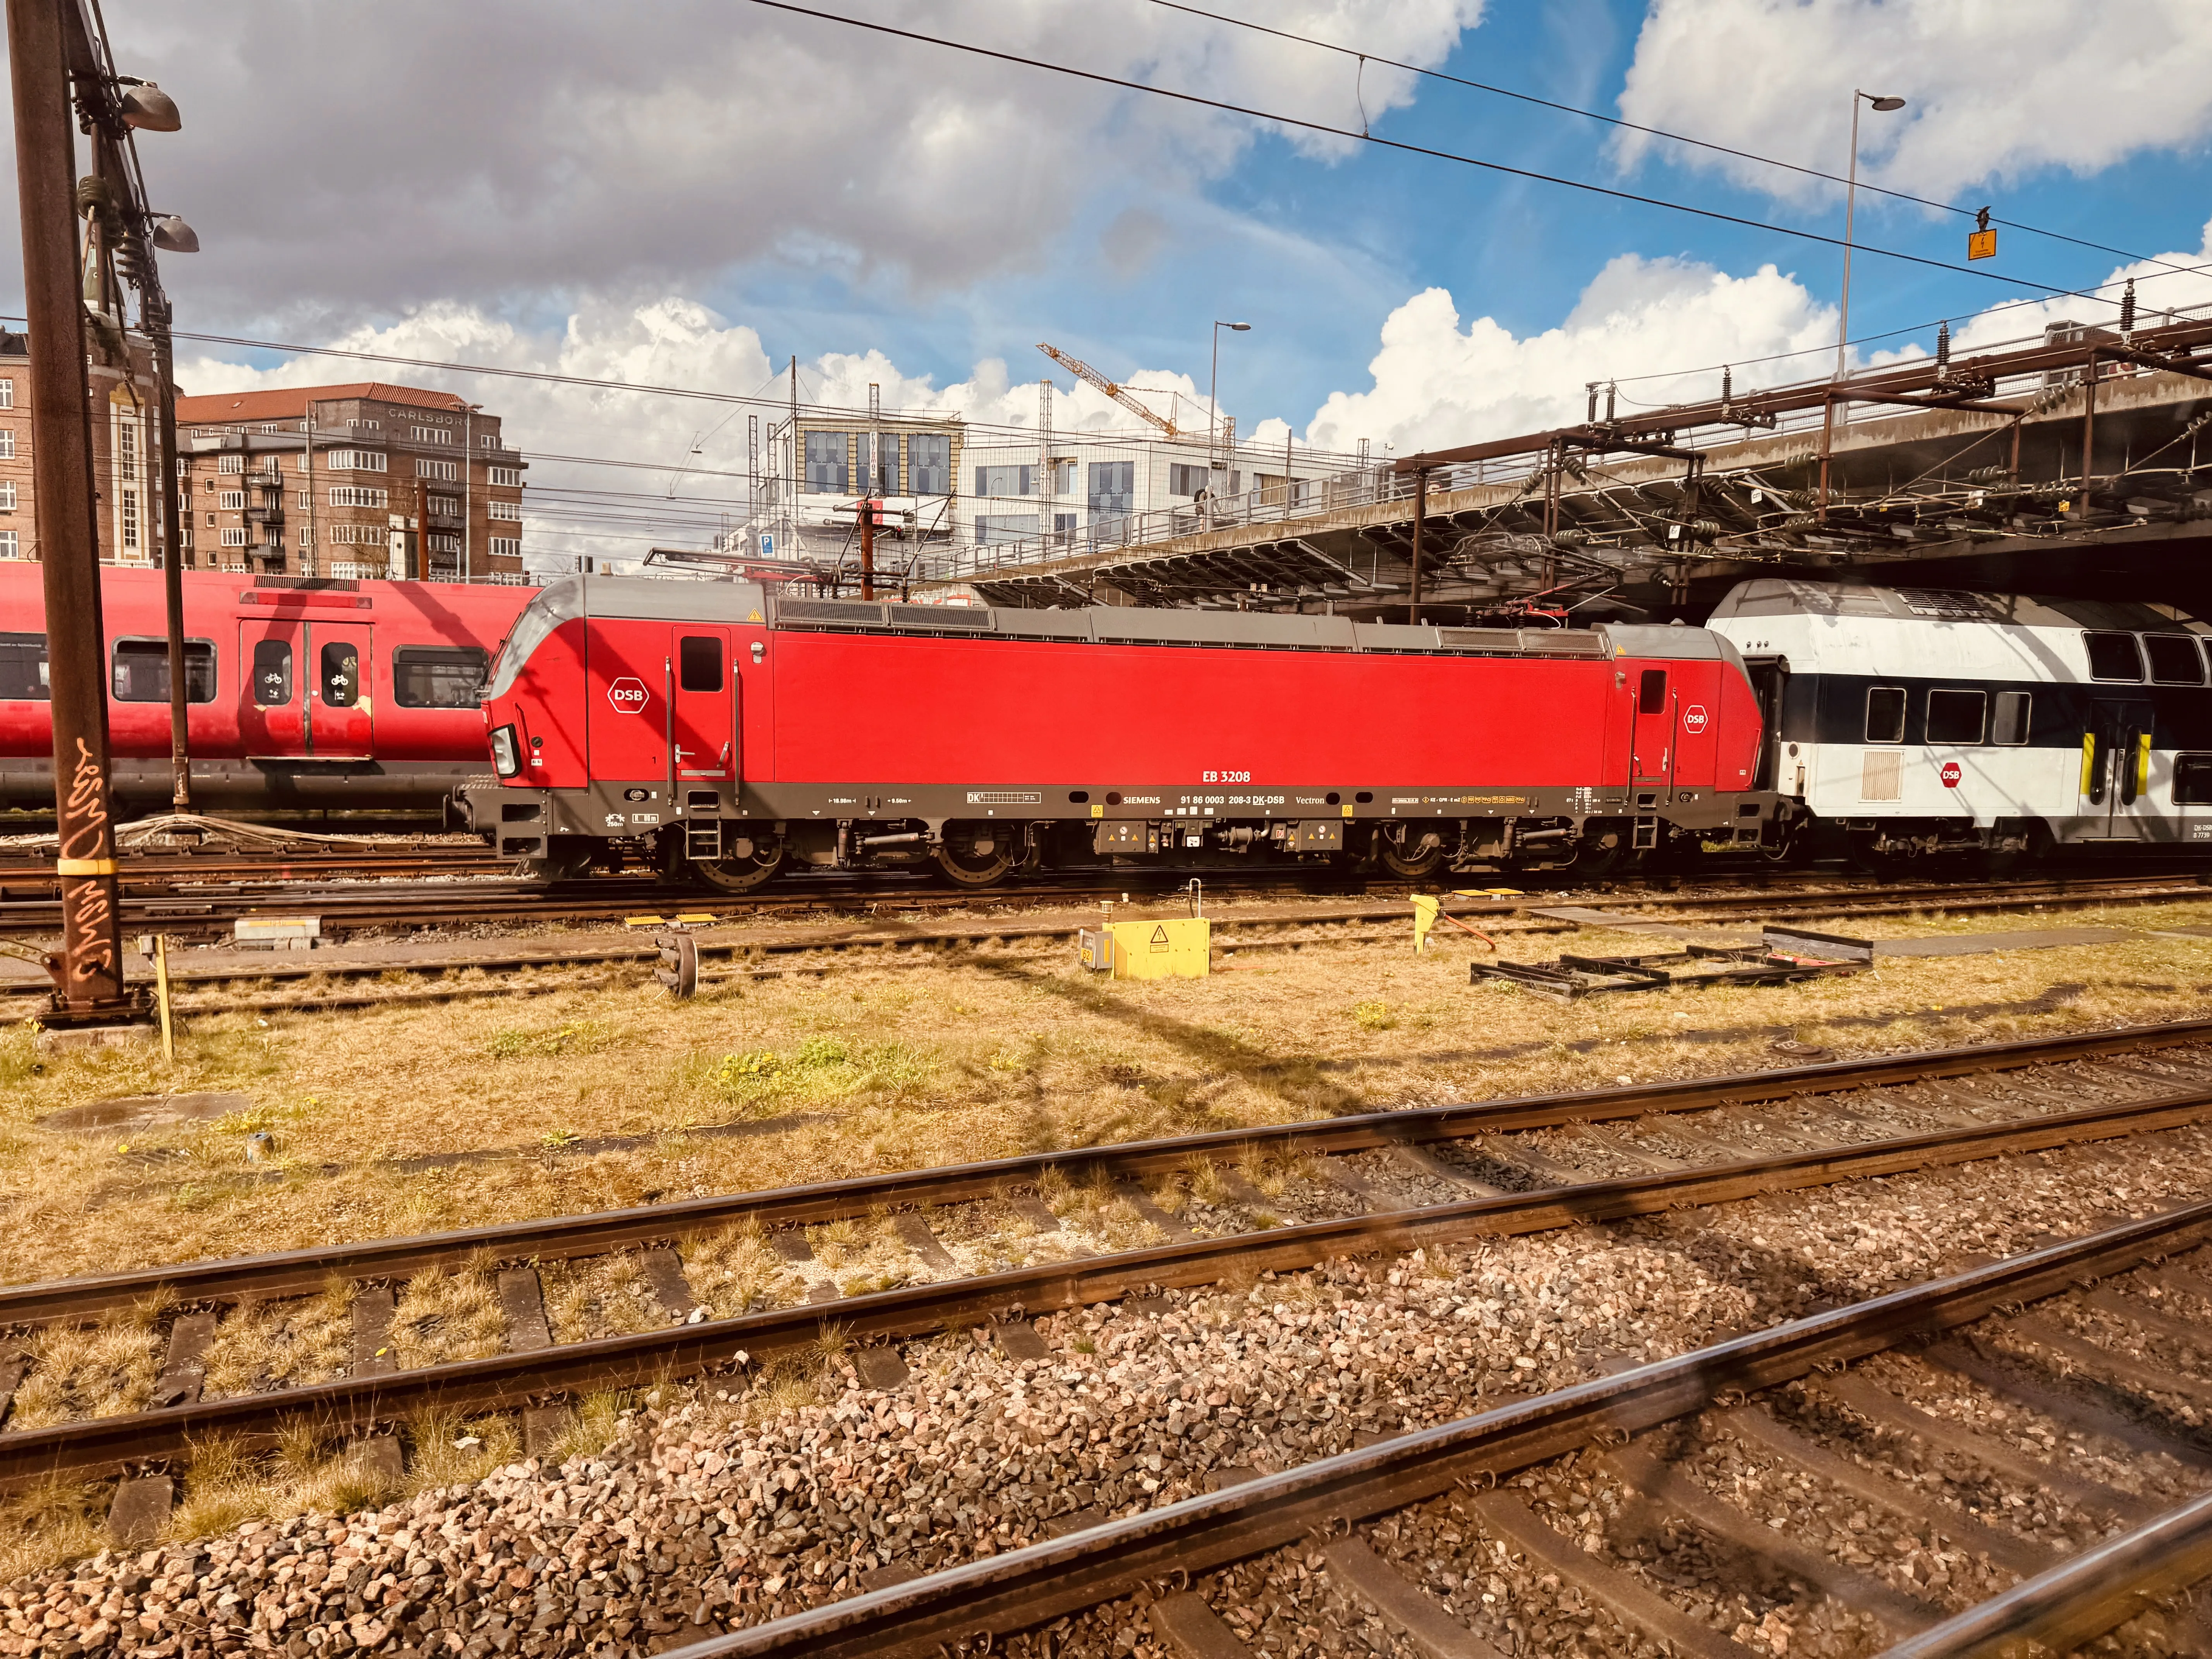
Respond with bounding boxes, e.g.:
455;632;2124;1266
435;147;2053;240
1721;365;1733;405
2119;278;2137;340
1547;529;1590;549
74;175;112;216
1935;321;1951;373
1965;465;2013;484
1685;519;1723;541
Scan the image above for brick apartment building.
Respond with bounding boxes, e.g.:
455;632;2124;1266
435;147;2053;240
173;382;526;582
0;326;172;568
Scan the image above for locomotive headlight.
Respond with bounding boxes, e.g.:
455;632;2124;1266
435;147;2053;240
490;724;521;778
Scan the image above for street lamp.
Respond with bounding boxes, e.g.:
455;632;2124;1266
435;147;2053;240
1835;89;1905;384
1209;320;1250;479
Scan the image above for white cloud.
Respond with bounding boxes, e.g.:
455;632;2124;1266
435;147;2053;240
1952;215;2212;350
1304;254;1836;453
1613;0;2212;204
101;0;1482;322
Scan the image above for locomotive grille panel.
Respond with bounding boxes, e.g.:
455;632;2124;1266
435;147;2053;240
967;790;1042;804
775;599;887;627
884;603;993;631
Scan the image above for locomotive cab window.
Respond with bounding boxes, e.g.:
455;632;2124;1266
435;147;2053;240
1636;669;1667;713
2176;754;2212;806
1925;689;1986;744
2085;630;2145;682
0;631;48;700
2147;634;2206;685
392;645;489;709
1864;686;1906;744
251;640;293;706
112;638;216;703
320;641;360;708
1992;690;2032;746
678;636;724;692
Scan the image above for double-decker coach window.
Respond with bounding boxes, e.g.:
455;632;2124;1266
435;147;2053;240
112;639;216;703
1636;669;1667;714
1925;689;1987;744
393;645;489;709
1992;690;2032;745
2085;631;2146;682
678;636;724;692
252;640;292;706
1864;686;1906;744
320;641;360;708
2146;634;2206;684
0;632;48;700
2176;755;2212;805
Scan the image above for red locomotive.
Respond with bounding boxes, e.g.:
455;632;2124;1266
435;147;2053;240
472;578;1783;888
0;563;535;815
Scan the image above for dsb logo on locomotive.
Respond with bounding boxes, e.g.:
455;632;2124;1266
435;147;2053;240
606;677;651;714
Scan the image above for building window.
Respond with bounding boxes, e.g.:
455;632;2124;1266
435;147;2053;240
1168;464;1216;498
328;523;385;544
328;486;389;508
0;430;15;461
975;464;1032;497
487;465;522;487
0;531;17;561
486;499;522;521
328;450;387;472
392;645;490;708
295;492;313;510
0;379;14;409
115;422;137;482
426;493;461;516
410;426;454;444
479;433;498;448
112;637;217;703
218;490;246;510
0;630;44;697
907;433;950;495
119;489;139;552
426;532;462;553
415;459;459;481
1087;460;1135;515
0;481;15;512
218;454;244;474
298;526;314;550
975;515;1040;544
804;432;848;494
221;528;248;547
489;536;520;559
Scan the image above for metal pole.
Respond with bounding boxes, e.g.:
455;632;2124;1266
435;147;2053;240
859;496;875;600
462;404;472;583
2080;352;2098;491
1208;325;1221;475
1835;92;1862;388
149;300;188;809
9;0;128;1014
1408;466;1426;625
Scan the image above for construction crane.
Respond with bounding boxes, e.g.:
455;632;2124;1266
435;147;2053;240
1036;342;1180;438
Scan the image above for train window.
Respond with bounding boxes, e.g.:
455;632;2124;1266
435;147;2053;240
2176;755;2212;805
1925;689;1986;744
392;645;489;709
2084;630;2145;682
1864;686;1906;744
251;640;292;706
111;638;215;703
1992;690;2032;746
2146;634;2205;685
0;632;48;700
678;636;724;693
319;641;360;708
1636;669;1667;714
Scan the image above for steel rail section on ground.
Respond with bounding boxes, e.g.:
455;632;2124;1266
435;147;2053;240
6;1073;2212;1490
652;1202;2212;1659
9;1016;2210;1326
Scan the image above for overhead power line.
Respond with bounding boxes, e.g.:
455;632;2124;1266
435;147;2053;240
744;0;2135;313
1146;0;2200;282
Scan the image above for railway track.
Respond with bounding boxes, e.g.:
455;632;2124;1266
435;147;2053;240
697;1204;2212;1659
8;1018;2212;1552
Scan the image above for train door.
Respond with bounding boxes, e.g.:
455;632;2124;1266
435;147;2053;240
310;621;375;758
585;617;668;786
1630;666;1673;794
672;629;736;785
2083;698;2156;838
237;619;308;757
1669;662;1722;788
1744;658;1790;792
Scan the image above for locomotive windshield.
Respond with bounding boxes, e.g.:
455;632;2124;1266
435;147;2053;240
484;577;584;701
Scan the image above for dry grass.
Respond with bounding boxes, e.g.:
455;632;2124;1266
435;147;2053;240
200;1281;353;1400
388;1266;504;1370
4;892;2212;1292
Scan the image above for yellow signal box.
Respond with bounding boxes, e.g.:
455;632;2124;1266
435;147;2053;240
1080;917;1212;979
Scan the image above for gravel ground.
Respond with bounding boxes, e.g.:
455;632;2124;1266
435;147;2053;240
8;1126;2212;1659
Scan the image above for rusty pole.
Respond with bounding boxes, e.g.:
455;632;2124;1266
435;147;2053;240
1408;467;1426;625
2080;352;2099;493
8;0;128;1014
149;298;188;809
858;496;876;601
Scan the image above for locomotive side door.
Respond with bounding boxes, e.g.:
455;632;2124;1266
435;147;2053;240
1630;666;1673;795
671;629;735;786
585;617;668;791
1668;662;1722;788
237;618;309;757
308;621;375;758
2083;697;2156;838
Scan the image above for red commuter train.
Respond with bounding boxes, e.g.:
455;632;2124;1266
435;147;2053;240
0;564;535;814
471;577;1785;888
